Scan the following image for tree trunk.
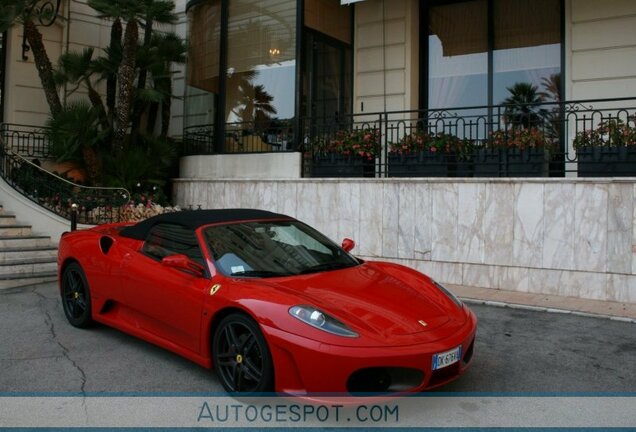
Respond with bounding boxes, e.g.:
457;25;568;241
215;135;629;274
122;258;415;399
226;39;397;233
82;146;102;185
112;19;139;151
87;83;109;131
160;79;172;139
106;18;122;123
23;19;62;117
131;17;154;137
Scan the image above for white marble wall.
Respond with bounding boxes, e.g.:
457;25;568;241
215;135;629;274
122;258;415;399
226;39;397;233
173;178;636;304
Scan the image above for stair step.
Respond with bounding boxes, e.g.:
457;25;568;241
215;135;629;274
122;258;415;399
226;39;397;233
0;225;32;237
0;236;52;248
0;246;57;263
0;272;57;290
0;258;57;276
0;215;17;226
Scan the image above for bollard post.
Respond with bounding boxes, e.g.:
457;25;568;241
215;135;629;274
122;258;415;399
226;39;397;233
70;203;78;231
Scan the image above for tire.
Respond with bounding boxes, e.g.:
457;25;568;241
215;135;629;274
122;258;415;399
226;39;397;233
61;262;93;328
212;313;274;393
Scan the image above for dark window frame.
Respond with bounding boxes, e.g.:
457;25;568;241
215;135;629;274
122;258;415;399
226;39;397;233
419;0;565;110
302;27;353;122
0;31;6;123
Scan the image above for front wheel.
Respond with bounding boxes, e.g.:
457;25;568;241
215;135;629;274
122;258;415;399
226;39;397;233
61;262;93;328
212;313;274;393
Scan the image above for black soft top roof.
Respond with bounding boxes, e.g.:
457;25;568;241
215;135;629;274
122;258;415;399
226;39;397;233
119;209;290;240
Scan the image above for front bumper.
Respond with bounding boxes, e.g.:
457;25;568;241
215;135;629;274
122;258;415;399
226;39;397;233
263;308;477;396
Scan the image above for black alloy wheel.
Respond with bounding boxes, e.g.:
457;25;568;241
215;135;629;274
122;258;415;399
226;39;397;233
212;313;274;393
61;262;93;328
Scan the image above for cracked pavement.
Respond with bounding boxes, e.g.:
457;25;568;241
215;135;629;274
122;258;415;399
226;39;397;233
1;281;635;393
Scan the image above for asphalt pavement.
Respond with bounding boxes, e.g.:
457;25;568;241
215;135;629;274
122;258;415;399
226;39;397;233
1;281;635;393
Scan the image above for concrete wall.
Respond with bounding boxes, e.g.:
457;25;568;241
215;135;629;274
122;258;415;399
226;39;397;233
353;0;419;115
173;178;636;304
568;0;636;100
180;153;303;179
2;0;187;133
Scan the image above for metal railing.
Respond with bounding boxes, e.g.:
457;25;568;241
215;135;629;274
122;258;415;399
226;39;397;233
183;120;295;155
0;137;130;226
299;97;636;178
0;123;51;159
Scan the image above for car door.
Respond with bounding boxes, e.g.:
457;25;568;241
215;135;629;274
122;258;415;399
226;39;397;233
121;223;209;354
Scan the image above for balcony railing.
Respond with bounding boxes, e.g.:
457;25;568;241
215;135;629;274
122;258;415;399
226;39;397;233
0;123;51;159
0;125;130;225
183;120;295;155
302;97;636;178
183;97;636;178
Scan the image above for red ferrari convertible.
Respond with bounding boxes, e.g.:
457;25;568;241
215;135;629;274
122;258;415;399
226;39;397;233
58;209;476;395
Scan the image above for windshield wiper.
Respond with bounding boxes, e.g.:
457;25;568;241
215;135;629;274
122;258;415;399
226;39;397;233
297;262;357;275
231;270;289;278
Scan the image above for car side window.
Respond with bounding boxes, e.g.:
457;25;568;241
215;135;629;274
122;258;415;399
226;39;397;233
142;223;205;266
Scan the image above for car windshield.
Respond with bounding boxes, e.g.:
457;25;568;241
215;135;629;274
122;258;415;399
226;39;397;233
203;220;359;278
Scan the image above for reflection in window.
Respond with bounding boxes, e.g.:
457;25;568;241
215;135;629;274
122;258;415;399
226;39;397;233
225;0;296;127
427;0;561;109
428;0;488;110
142;224;204;266
493;0;561;104
185;0;221;128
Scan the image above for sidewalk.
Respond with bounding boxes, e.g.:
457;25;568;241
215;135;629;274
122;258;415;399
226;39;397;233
450;284;636;323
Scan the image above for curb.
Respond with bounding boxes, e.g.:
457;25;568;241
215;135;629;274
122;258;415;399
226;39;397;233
461;297;636;324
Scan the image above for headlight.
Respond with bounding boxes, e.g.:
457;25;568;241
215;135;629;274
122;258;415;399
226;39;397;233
289;305;358;338
433;280;463;308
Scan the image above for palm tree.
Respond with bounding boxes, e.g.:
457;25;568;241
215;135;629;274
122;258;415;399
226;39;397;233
502;82;546;130
144;32;187;137
0;1;62;116
87;0;177;150
55;47;109;130
539;73;562;103
238;84;277;132
539;73;563;142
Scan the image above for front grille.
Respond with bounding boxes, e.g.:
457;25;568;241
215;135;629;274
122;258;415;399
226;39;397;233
347;367;424;394
427;363;460;388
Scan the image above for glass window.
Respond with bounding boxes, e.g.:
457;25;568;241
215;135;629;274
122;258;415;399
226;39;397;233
204;220;359;278
142;224;204;266
426;0;562;109
185;0;222;128
225;0;297;126
428;0;488;110
493;0;561;104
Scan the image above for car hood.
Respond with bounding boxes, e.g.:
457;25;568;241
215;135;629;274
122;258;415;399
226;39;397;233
256;261;466;344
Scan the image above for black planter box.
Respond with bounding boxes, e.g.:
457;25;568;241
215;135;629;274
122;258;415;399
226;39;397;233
311;154;375;178
473;149;503;177
506;148;549;177
387;151;449;177
577;146;636;177
473;148;548;177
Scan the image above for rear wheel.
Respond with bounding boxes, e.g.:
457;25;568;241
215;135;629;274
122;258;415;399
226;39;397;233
212;313;274;393
61;262;93;328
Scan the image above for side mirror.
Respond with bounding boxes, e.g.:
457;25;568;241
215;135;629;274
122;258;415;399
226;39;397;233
161;254;206;277
341;238;355;253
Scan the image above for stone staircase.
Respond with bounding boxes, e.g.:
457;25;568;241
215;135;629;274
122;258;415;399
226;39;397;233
0;204;58;290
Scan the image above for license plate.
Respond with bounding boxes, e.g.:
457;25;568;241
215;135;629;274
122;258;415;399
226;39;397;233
432;346;462;370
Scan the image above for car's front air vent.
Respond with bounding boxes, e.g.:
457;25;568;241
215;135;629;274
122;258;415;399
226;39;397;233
99;236;114;255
